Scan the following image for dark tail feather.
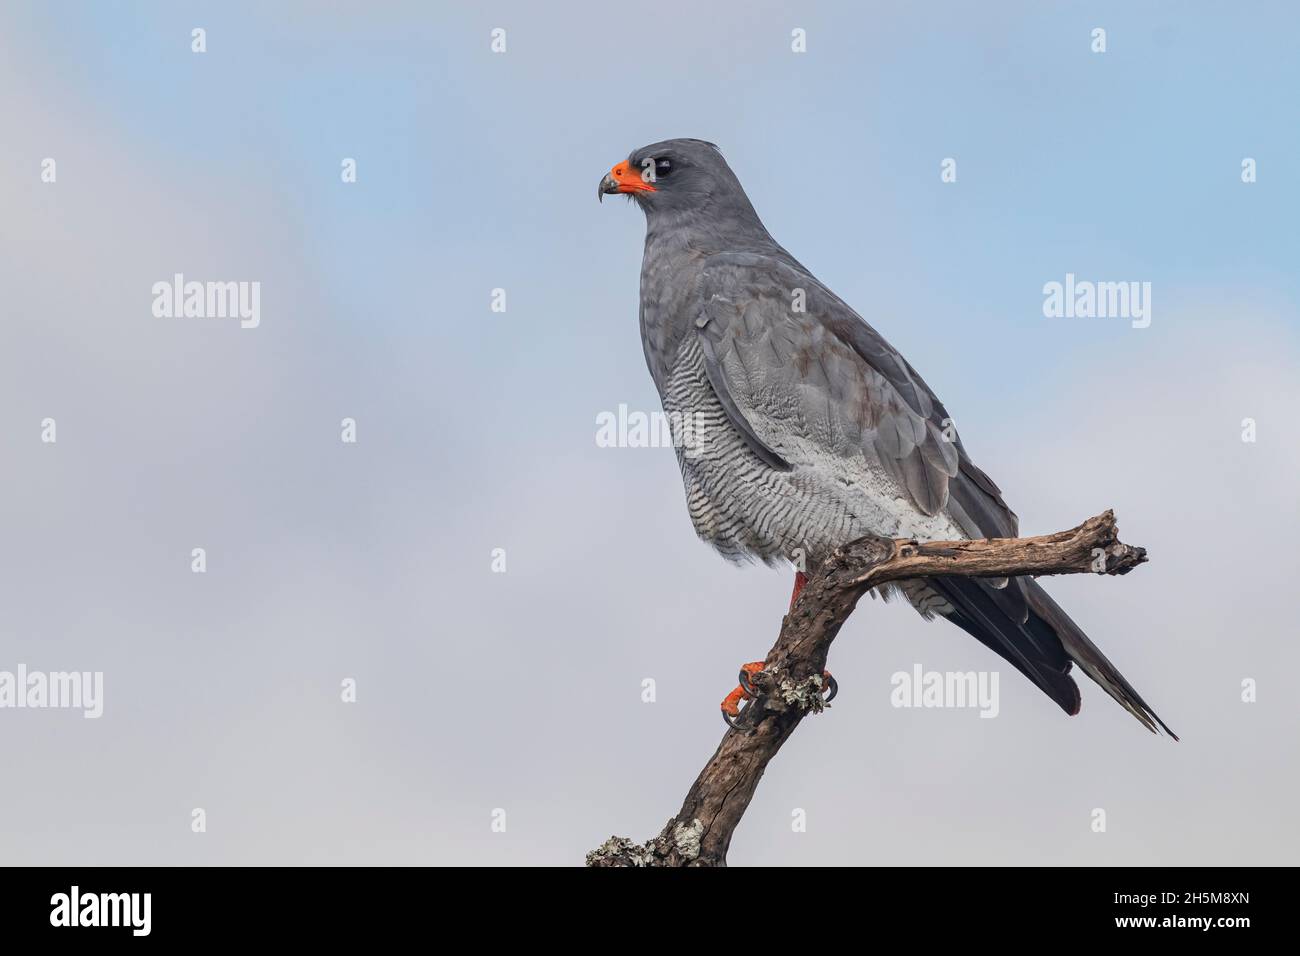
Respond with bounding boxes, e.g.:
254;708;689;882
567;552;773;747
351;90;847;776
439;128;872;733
929;576;1080;717
928;576;1177;740
1023;579;1178;740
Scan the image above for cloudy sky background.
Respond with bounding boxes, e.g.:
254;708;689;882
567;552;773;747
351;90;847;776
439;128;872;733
1;1;1297;865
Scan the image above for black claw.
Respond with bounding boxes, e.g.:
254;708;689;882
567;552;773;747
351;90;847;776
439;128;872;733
722;706;745;730
738;668;757;697
823;674;838;703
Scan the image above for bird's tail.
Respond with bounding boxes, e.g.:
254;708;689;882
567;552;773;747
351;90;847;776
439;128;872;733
1024;579;1178;740
927;575;1177;739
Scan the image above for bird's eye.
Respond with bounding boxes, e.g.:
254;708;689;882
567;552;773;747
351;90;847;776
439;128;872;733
655;158;673;177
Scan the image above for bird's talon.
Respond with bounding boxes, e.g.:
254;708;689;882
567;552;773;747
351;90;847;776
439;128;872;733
721;662;766;728
823;672;838;703
738;668;757;696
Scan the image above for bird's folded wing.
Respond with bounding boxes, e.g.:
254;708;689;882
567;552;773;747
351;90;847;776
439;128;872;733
694;252;1015;537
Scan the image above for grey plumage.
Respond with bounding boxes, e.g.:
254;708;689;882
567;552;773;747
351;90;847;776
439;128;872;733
604;138;1175;738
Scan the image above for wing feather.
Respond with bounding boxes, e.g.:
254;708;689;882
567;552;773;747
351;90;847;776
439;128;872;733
694;253;1006;528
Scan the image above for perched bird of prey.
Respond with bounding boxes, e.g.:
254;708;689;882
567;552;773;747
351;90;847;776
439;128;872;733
599;138;1175;739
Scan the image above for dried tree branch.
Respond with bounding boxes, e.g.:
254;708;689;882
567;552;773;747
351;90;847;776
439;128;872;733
586;510;1147;867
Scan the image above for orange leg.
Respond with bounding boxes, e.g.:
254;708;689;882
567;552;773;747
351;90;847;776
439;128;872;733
790;571;809;610
720;572;838;729
720;661;766;724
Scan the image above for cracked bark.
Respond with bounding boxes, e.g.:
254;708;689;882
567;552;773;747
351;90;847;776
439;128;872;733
585;510;1148;867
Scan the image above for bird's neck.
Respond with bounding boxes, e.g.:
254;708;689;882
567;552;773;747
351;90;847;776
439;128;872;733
641;194;773;256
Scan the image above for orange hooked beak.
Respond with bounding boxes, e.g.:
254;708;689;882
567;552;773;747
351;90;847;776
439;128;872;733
598;161;657;201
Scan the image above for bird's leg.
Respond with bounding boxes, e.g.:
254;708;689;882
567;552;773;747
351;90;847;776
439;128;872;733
721;662;766;729
720;572;838;728
789;570;808;609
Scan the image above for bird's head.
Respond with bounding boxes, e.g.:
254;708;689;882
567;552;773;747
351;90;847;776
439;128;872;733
598;138;754;223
